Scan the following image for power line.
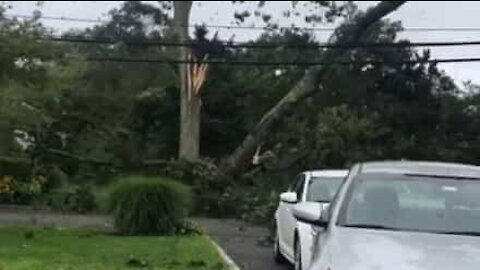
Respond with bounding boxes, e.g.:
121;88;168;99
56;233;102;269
6;14;106;24
84;56;480;66
2;42;479;65
7;13;480;33
33;34;480;50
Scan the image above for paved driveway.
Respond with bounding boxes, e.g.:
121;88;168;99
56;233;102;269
0;206;112;231
198;218;290;270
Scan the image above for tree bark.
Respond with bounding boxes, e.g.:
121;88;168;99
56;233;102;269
222;1;407;176
174;1;199;161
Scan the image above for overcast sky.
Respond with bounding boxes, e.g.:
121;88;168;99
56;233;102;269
6;1;480;85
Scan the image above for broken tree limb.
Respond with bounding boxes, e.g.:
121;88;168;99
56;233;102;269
222;1;407;177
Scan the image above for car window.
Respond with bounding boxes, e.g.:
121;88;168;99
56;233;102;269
306;177;344;202
338;173;480;234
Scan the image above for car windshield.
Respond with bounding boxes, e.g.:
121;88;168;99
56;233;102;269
306;176;344;203
337;173;480;235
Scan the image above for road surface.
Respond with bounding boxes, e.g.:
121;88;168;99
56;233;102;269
198;218;290;270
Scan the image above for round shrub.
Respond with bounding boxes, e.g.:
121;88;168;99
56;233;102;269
107;176;191;235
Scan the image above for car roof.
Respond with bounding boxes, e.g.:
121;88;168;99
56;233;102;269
360;161;480;179
309;169;349;178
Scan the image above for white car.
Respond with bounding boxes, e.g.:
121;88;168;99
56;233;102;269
273;170;348;270
294;161;480;270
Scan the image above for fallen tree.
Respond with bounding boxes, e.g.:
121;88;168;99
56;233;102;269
222;1;407;176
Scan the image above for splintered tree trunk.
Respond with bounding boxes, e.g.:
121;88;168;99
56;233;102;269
179;83;201;161
174;1;198;161
222;1;407;176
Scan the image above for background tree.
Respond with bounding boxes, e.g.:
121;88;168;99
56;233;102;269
0;7;84;159
62;1;177;169
173;1;200;161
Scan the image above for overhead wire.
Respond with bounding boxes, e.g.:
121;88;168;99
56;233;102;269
6;13;480;33
83;56;480;66
24;34;480;50
4;13;480;66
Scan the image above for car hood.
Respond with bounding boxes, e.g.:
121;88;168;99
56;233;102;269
324;227;480;270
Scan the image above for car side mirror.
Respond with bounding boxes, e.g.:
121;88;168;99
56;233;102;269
293;202;330;227
280;192;298;204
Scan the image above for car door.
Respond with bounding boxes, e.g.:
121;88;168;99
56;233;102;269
278;174;306;259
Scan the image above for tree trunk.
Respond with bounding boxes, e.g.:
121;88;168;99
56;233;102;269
222;1;407;176
174;1;198;161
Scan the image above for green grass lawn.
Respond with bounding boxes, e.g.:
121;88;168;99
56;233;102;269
0;227;228;270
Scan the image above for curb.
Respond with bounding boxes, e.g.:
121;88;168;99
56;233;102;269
208;236;241;270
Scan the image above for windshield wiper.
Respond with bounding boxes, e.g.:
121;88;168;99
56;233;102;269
341;224;400;230
434;231;480;236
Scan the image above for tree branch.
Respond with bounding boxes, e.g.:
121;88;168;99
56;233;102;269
222;1;407;176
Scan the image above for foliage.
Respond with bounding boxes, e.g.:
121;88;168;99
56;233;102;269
232;1;348;28
107;176;192;235
184;170;291;221
175;220;205;236
240;190;280;224
157;159;229;216
233;171;291;224
28;184;97;213
61;1;178;167
64;185;97;213
309;105;388;167
14;178;43;205
32;164;68;190
0;175;49;205
0;176;16;203
161;159;220;186
0;156;31;179
0;227;228;270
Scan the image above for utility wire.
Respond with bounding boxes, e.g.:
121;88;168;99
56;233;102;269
7;13;480;33
2;44;479;65
8;14;105;23
32;34;480;50
84;56;480;66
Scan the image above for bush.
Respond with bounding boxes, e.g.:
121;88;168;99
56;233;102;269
159;159;226;216
33;185;97;214
0;176;16;203
0;175;45;205
175;220;204;236
34;190;69;211
13;180;41;205
64;185;97;213
240;190;279;225
32;165;68;191
107;176;191;235
211;172;290;224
